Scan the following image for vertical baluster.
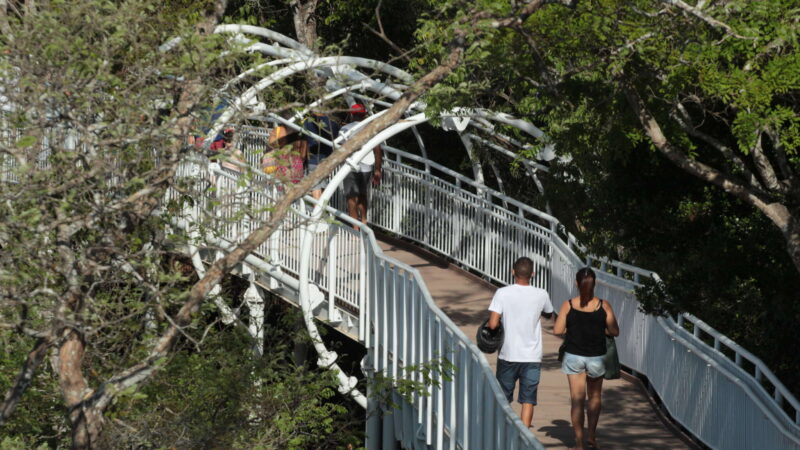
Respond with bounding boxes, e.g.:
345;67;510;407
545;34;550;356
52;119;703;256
436;319;444;450
392;268;401;381
327;227;339;323
425;308;433;445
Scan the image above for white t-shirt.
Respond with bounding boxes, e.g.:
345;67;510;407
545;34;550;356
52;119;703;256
488;284;554;362
341;121;375;172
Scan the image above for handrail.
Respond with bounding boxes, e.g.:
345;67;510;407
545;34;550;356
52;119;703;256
168;154;545;449
363;136;800;448
6;121;800;448
381;145;559;226
231;128;800;437
677;312;800;422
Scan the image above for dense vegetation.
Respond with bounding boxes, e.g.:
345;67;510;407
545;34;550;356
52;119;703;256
410;0;800;397
1;284;365;448
0;0;797;447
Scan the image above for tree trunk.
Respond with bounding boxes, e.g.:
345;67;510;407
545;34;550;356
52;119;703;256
624;83;800;275
290;0;318;50
57;330;103;450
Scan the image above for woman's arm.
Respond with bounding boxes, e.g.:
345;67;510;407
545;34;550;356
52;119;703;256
553;300;570;336
603;301;620;337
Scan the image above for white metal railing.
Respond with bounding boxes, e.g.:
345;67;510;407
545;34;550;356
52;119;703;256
166;154;544;449
371;145;800;449
6;123;800;449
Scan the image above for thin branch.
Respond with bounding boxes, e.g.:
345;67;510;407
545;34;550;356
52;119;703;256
0;335;55;426
363;0;412;63
671;102;761;189
750;129;787;194
661;0;749;39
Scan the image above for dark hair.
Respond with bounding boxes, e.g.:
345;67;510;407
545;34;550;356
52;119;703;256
513;257;534;280
222;129;234;143
576;267;596;307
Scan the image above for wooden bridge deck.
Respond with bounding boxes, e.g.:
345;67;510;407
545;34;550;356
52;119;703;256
378;235;695;449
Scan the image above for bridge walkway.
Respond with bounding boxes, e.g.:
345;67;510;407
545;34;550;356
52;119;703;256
377;234;693;449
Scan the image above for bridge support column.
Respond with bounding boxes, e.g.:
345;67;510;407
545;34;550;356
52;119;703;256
242;265;265;356
364;362;381;450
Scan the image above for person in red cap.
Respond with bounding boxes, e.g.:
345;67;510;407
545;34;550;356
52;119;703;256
339;103;382;228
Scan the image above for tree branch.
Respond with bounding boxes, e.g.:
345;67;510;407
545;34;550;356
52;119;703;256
627;81;800;273
0;335;54;426
671;102;761;189
750;129;787;194
661;0;748;39
86;38;467;416
764;126;795;186
624;83;780;219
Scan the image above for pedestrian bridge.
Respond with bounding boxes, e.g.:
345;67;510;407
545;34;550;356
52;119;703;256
175;136;800;449
167;24;800;450
6;24;799;450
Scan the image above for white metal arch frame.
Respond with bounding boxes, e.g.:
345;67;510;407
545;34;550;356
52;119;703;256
192;24;800;449
194;25;574;418
210;24;553;179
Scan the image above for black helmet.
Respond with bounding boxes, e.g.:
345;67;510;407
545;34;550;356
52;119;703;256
476;318;503;354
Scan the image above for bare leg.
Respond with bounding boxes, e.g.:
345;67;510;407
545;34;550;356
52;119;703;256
357;193;368;224
567;373;587;450
586;376;603;447
520;403;535;428
346;196;358;218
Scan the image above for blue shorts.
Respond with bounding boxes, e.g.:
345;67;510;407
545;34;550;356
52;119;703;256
562;352;605;378
496;359;541;405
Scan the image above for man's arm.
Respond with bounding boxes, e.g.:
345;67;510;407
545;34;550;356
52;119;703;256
372;145;383;186
488;311;501;330
541;296;555;319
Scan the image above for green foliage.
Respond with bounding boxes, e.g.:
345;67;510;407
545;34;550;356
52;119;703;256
370;356;456;409
102;326;362;449
412;0;800;395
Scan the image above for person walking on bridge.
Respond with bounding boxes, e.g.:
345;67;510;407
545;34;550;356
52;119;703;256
554;267;620;450
487;257;554;429
339;103;382;229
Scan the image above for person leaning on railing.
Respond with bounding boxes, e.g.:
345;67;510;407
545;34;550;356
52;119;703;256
553;267;620;450
262;124;305;184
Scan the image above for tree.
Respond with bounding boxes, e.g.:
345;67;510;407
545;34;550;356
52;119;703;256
422;0;800;273
0;0;245;446
0;0;588;446
413;0;800;394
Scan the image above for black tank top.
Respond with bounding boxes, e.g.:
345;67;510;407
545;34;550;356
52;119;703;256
564;299;607;357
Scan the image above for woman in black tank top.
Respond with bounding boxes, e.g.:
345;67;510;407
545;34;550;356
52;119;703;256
554;268;620;450
564;298;607;357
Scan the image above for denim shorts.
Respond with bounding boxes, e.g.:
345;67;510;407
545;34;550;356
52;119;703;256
562;352;606;378
496;359;541;405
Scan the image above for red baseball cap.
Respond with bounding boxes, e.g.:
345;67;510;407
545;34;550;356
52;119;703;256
350;103;367;116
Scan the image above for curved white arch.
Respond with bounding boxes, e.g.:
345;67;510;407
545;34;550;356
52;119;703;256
201;30;569;411
215;24;314;56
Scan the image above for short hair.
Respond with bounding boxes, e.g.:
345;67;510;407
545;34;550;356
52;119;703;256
513;257;534;279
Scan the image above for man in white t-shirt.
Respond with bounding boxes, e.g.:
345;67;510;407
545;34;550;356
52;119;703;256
487;256;554;428
339;103;382;228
